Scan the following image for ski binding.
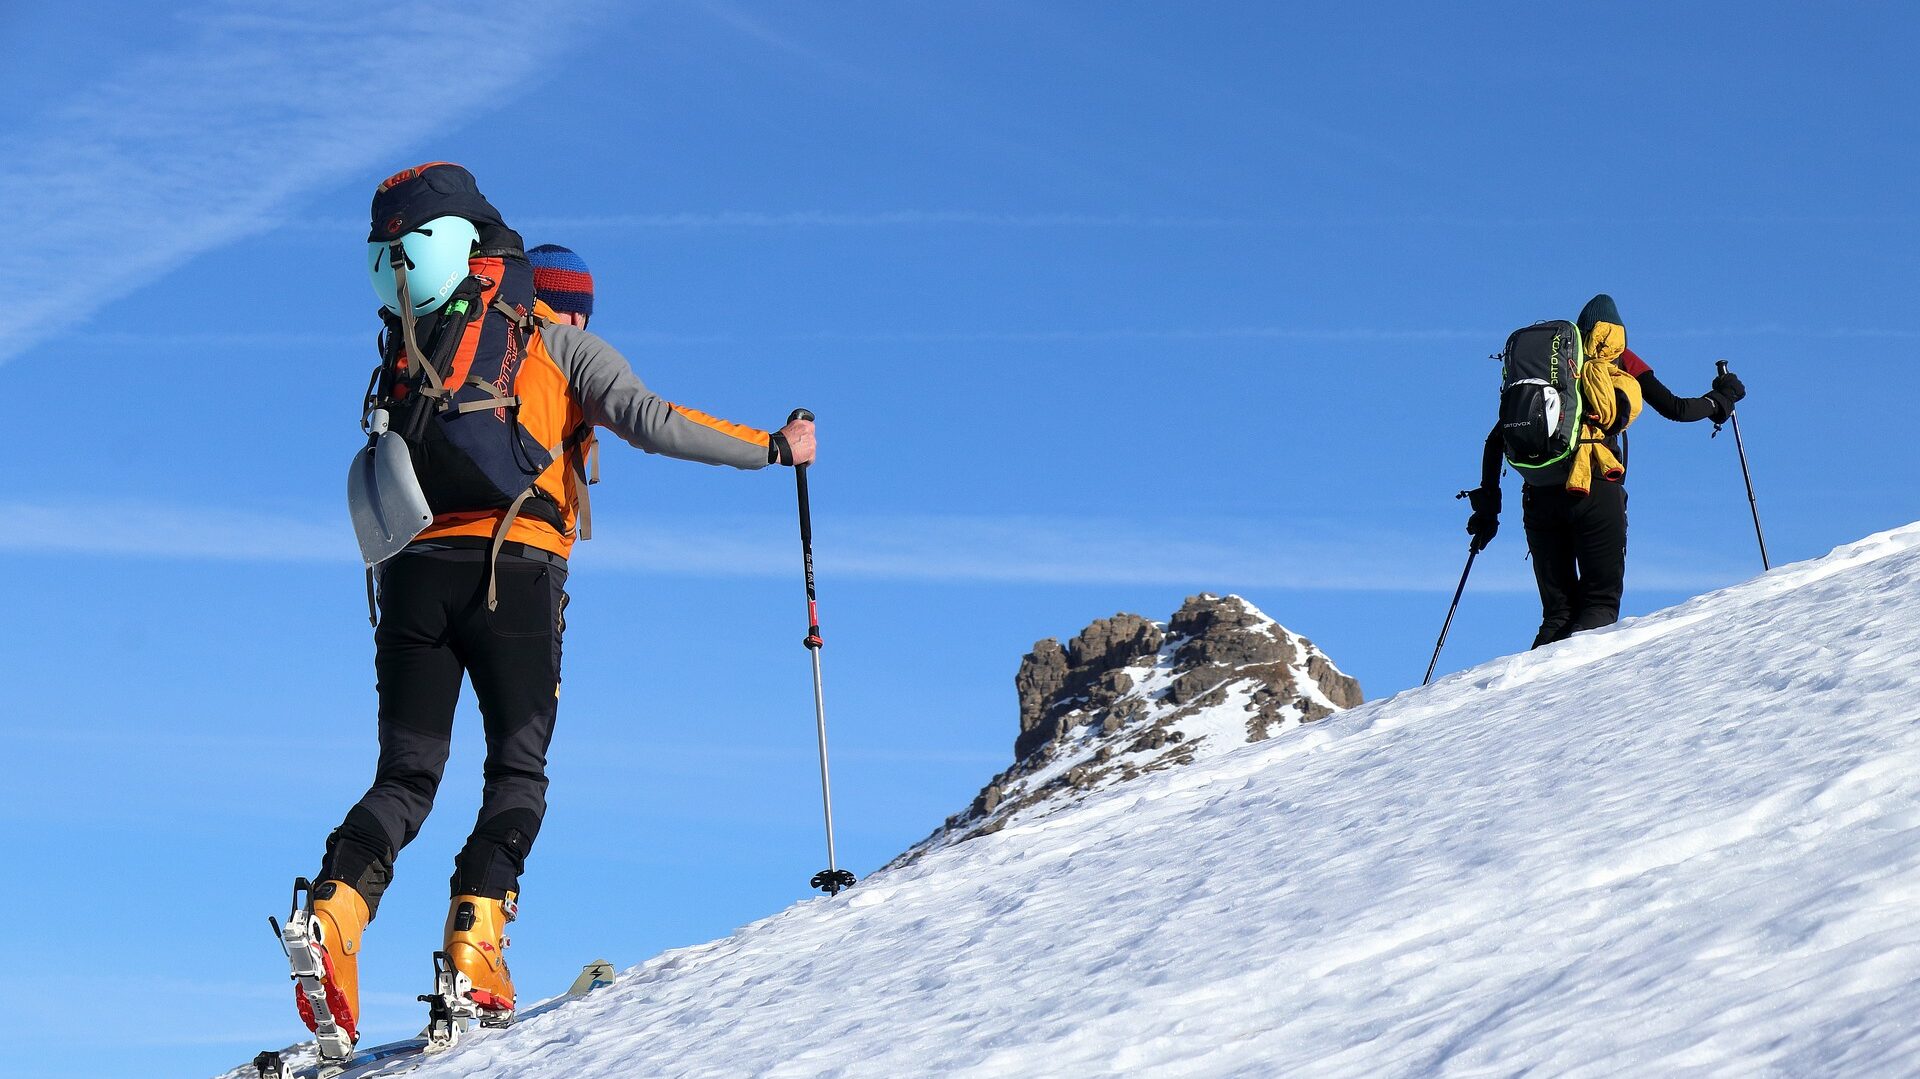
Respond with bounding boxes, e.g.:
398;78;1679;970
254;956;610;1079
417;949;512;1052
275;879;355;1066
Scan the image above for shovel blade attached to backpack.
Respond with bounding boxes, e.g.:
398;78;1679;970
348;426;434;566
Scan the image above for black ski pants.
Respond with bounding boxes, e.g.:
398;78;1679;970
319;544;567;917
1522;480;1627;649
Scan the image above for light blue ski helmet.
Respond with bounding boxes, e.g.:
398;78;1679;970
367;215;479;316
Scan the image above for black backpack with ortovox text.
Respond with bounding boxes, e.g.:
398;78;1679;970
1497;320;1586;480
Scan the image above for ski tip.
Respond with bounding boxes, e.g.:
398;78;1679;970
567;959;617;996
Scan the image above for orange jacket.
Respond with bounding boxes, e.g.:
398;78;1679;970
417;299;775;557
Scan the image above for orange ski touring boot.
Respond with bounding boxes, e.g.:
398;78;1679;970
445;892;517;1022
280;877;369;1062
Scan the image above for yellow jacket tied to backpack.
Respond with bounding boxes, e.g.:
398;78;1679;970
1565;314;1643;496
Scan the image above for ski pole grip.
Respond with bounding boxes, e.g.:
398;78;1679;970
787;409;815;472
1716;359;1729;376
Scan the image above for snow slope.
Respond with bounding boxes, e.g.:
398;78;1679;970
230;524;1920;1077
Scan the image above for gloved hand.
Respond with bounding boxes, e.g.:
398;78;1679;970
1465;486;1500;551
1706;368;1746;422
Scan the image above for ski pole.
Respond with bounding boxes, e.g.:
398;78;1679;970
1714;360;1770;571
1424;523;1480;685
788;408;855;896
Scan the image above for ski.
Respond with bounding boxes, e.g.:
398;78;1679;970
254;958;616;1079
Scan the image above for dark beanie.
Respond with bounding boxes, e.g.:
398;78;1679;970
369;162;509;243
528;244;595;320
1577;293;1627;364
1577;294;1622;340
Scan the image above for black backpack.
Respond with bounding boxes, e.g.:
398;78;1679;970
366;254;566;534
1498;320;1585;475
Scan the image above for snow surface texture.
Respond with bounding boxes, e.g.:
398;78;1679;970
225;523;1920;1077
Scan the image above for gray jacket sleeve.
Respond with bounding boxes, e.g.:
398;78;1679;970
543;322;772;470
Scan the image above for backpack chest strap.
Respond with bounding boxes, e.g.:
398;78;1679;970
445;375;522;415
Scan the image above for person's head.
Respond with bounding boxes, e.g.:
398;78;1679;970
365;162;510;318
1578;293;1626;365
528;244;595;328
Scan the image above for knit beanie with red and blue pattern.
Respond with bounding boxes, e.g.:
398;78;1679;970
528;244;594;320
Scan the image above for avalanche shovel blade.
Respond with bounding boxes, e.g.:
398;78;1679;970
347;430;433;566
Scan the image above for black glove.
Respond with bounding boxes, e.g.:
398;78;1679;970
1465;486;1500;551
1712;369;1746;403
1705;369;1746;422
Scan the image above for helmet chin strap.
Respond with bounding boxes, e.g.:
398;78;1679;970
390;241;447;402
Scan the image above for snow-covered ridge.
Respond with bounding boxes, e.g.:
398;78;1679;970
227;523;1920;1077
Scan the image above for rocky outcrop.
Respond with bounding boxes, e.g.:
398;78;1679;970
892;594;1361;866
1015;613;1164;759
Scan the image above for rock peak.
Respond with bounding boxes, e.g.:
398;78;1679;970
894;594;1361;865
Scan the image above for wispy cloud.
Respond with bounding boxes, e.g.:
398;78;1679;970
516;209;1920;231
713;327;1495;344
67;330;368;349
5;502;344;562
289;208;1920;234
62;324;1920;351
0;1;600;364
0;499;1746;594
697;0;875;83
524;209;1258;229
287;209;1262;232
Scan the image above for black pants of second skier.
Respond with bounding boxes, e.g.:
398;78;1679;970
318;544;567;918
1523;480;1627;649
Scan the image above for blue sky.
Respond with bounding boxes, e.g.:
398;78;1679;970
3;2;1917;1075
